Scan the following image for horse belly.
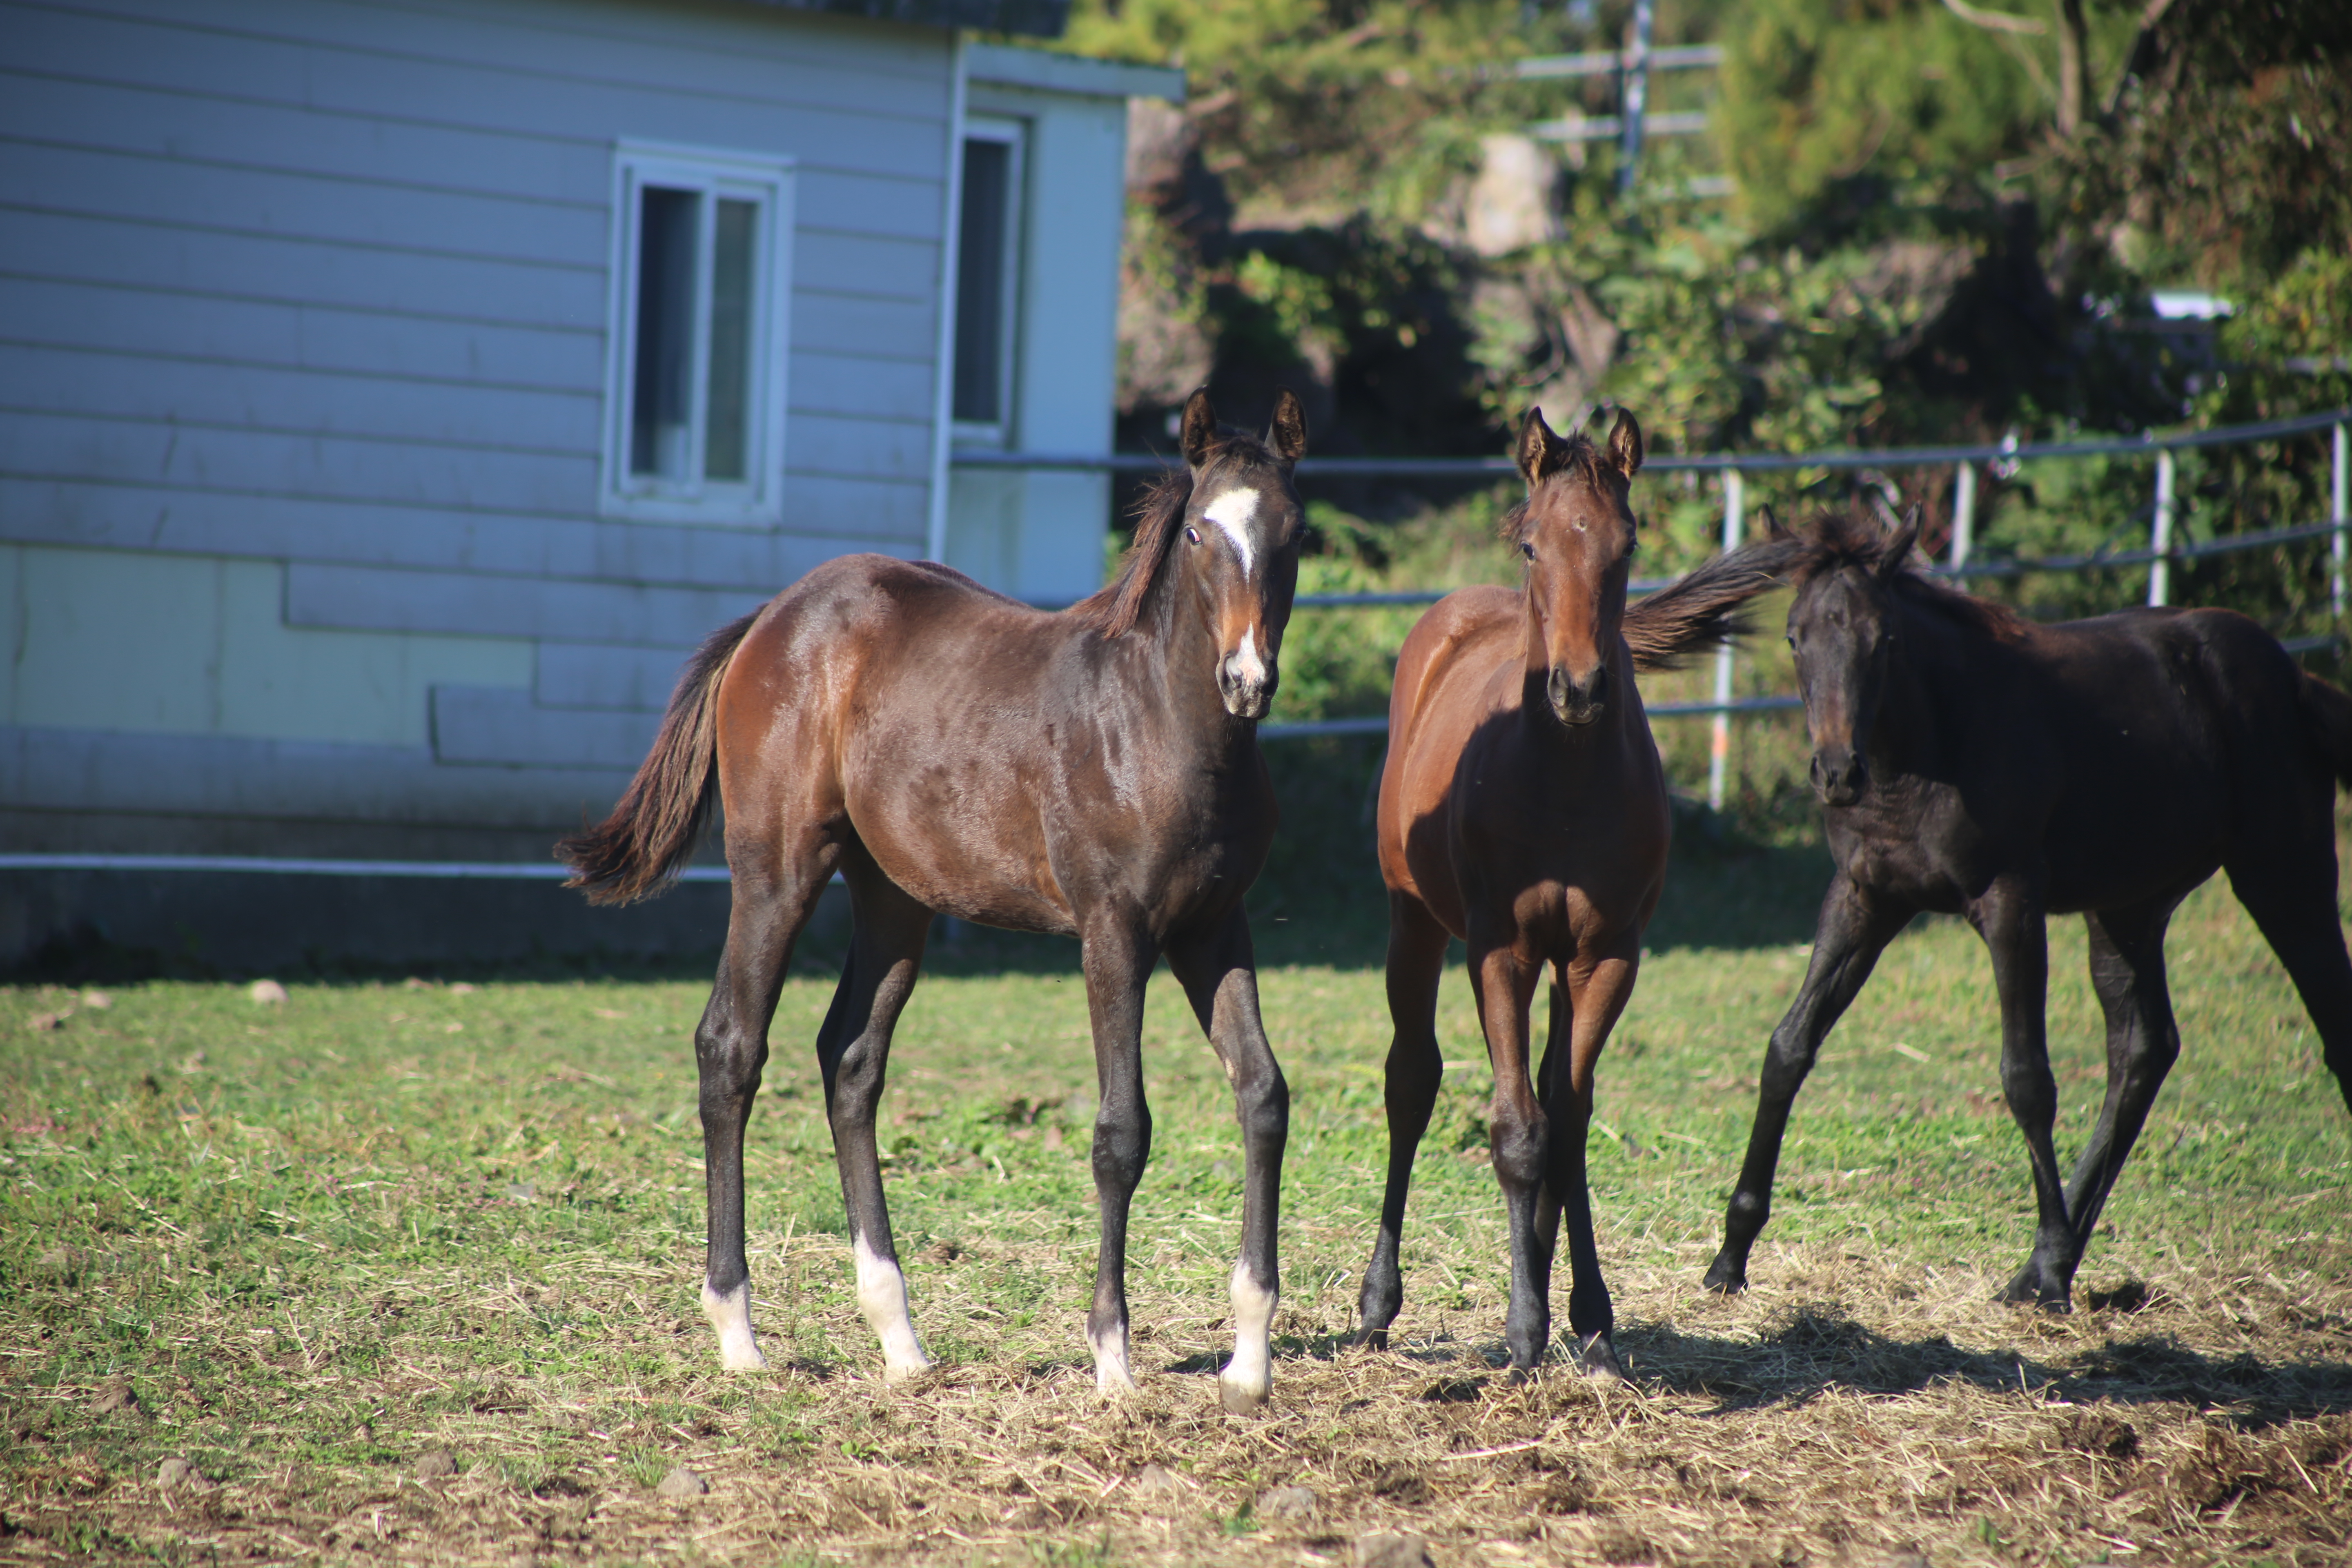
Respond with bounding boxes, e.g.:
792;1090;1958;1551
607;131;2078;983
2041;741;2228;911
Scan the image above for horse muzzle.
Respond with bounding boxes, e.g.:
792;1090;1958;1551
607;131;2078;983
1546;663;1609;727
1810;746;1866;806
1218;644;1277;720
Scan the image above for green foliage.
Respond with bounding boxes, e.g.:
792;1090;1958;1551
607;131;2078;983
1714;0;2056;234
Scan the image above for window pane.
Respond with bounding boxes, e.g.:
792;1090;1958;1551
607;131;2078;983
630;187;698;478
952;138;1011;425
704;199;756;483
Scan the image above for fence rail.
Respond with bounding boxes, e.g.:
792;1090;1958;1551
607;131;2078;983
962;407;2352;805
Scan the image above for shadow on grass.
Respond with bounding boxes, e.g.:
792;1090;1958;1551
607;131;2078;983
1619;1302;2352;1425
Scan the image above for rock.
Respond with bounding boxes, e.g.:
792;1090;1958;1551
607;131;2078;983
1258;1484;1316;1520
655;1465;707;1499
1464;134;1561;258
1355;1533;1436;1568
1133;1463;1184;1497
248;979;288;1005
29;1011;68;1031
448;982;477;995
156;1456;203;1489
80;990;113;1009
91;1381;137;1414
414;1450;458;1481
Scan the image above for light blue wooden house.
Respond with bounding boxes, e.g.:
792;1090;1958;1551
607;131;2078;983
0;0;1178;862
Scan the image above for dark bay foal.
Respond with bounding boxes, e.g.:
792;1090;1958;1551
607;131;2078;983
1706;509;2352;1310
564;390;1308;1410
1358;407;1799;1375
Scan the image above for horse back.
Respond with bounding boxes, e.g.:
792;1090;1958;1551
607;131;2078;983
2017;606;2316;902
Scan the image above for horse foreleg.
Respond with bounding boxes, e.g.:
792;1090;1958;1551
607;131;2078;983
2066;902;2184;1248
1469;935;1547;1373
696;843;835;1372
1356;891;1450;1349
819;862;935;1384
1168;907;1290;1413
1706;873;1909;1294
1079;919;1158;1396
1975;878;2074;1311
1546;941;1640;1379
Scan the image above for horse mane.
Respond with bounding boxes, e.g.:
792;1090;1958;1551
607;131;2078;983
1070;429;1283;638
1784;510;2028;642
1497;432;1621;542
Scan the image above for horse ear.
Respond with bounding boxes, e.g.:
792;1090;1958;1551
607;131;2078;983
1515;407;1560;486
1878;504;1922;578
1761;503;1793;542
1606;406;1644;479
1179;388;1218;470
1267;388;1308;463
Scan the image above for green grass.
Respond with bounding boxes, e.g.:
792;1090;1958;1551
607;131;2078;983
4;838;2348;1564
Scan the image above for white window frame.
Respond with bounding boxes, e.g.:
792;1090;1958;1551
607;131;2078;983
600;139;795;527
950;116;1027;450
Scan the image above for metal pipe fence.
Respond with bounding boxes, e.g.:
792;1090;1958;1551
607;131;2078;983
964;408;2352;802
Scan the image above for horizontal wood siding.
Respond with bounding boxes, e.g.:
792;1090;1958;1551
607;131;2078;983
0;0;959;828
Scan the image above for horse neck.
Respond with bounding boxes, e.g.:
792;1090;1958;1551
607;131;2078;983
1131;557;1251;751
1863;594;1954;775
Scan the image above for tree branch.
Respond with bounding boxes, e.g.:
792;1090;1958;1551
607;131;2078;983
1940;0;2047;36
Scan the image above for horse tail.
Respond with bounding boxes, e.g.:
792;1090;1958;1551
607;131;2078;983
2298;669;2352;791
1621;537;1801;673
557;609;761;905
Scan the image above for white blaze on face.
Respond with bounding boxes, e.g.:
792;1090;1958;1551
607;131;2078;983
853;1233;931;1384
1089;1319;1136;1396
1203;487;1261;575
701;1278;767;1372
1228;625;1268;687
1219;1261;1276;1410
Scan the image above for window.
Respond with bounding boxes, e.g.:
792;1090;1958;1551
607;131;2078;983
601;142;795;525
951;119;1024;445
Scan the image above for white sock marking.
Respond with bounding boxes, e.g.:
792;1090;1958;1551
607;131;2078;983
700;1279;767;1372
1203;488;1261;574
853;1234;931;1384
1089;1320;1136;1396
1220;1261;1276;1407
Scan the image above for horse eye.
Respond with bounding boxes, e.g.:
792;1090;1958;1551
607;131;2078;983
1786;635;1796;648
1185;527;1201;546
1520;541;1536;561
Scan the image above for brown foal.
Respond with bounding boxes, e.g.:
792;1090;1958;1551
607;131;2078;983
564;390;1308;1410
1355;407;1793;1375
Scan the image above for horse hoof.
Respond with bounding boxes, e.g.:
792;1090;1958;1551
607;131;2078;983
1999;1268;2072;1314
1218;1376;1270;1414
880;1355;933;1387
1701;1258;1748;1296
1573;1333;1625;1381
1353;1326;1391;1352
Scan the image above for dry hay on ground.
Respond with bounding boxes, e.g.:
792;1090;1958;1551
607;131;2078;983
10;1238;2349;1566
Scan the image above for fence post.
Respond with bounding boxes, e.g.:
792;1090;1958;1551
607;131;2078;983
2333;421;2348;621
1708;468;1744;812
2149;448;2175;608
1618;0;1654;194
1950;461;1976;570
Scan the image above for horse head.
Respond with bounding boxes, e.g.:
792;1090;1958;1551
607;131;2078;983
1176;388;1307;720
1512;405;1643;727
1781;506;1922;806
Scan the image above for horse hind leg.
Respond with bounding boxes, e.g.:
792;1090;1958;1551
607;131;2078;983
820;856;938;1385
1356;891;1450;1349
697;836;838;1372
2063;902;2183;1250
2228;851;2352;1120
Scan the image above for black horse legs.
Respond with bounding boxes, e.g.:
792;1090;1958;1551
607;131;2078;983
1972;880;2080;1311
1079;920;1157;1396
816;862;936;1382
2230;859;2352;1120
2064;902;2185;1250
1358;892;1449;1347
1537;944;1640;1378
1168;908;1290;1412
695;837;837;1371
1707;874;1911;1294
